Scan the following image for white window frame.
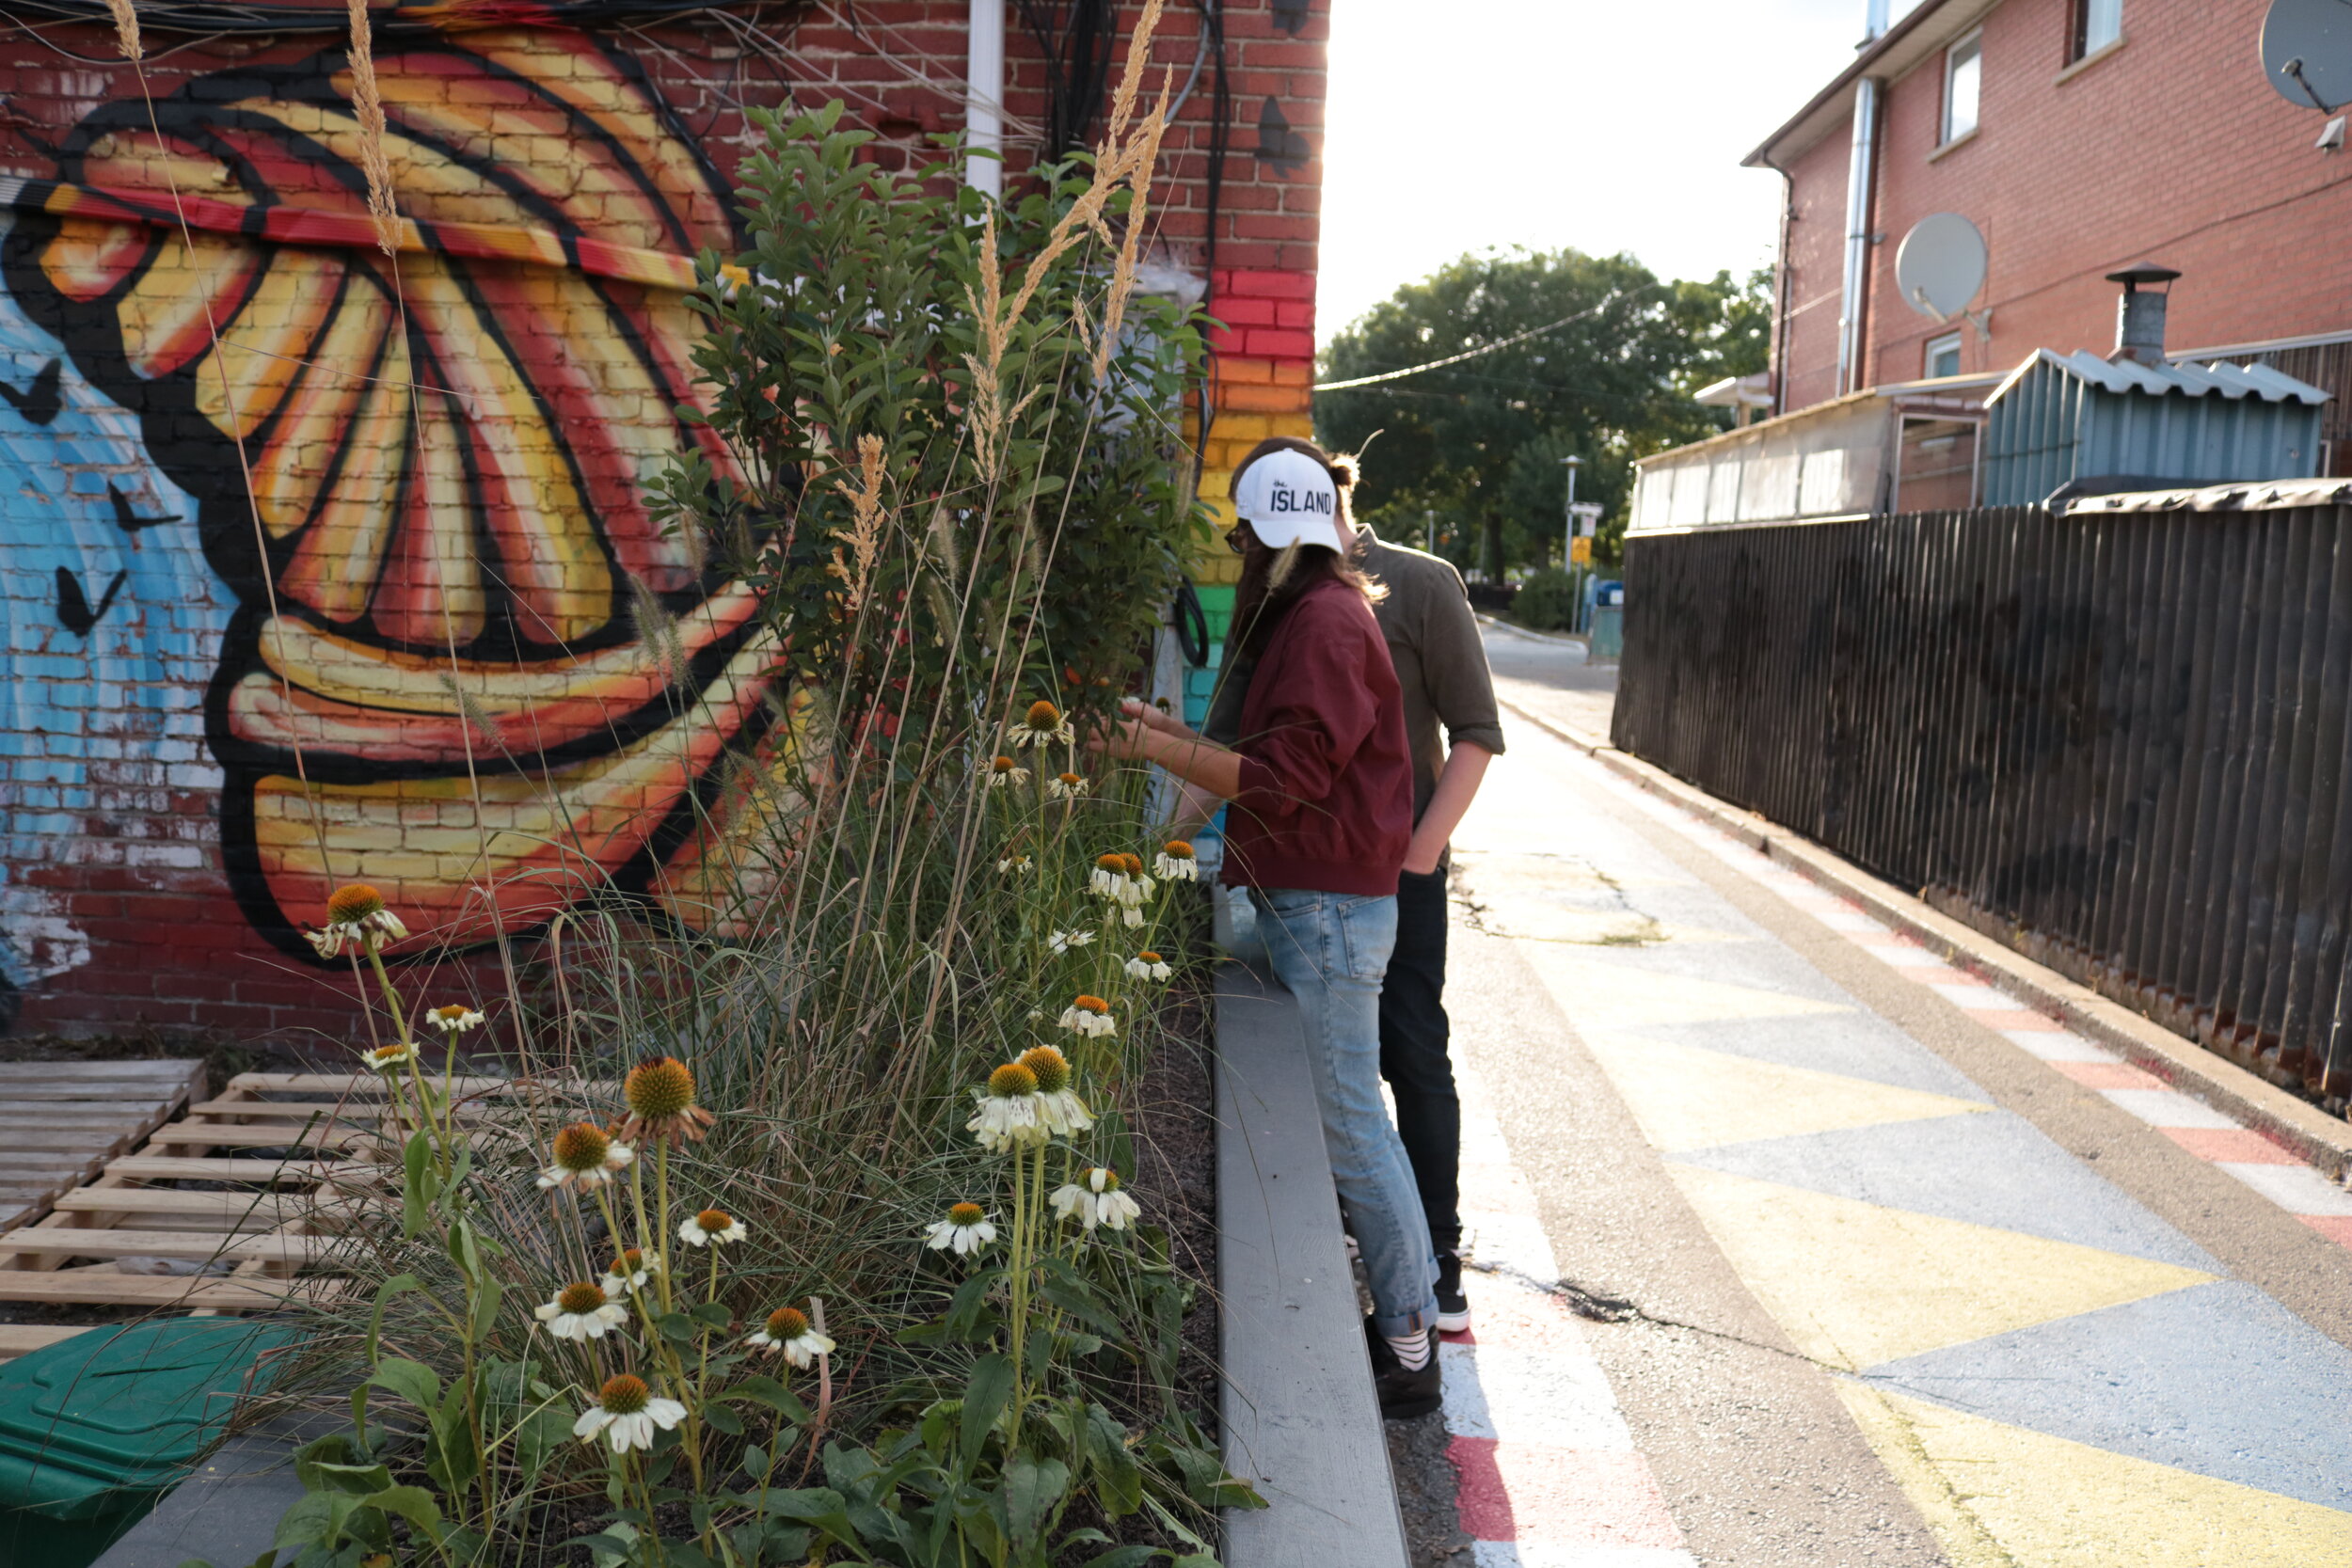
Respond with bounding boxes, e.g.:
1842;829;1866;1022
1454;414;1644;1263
1942;30;1982;146
2076;0;2122;60
1925;330;1963;380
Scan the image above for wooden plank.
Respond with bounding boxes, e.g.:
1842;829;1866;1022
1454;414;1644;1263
0;1228;323;1264
0;1272;335;1307
0;1323;88;1360
227;1071;532;1096
103;1156;349;1182
0;1060;200;1079
138;1125;373;1149
52;1189;348;1222
0;1083;196;1101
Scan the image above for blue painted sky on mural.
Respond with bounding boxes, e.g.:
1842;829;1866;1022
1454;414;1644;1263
0;209;223;990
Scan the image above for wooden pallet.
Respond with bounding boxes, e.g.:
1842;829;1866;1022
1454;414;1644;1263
0;1069;596;1331
0;1060;204;1233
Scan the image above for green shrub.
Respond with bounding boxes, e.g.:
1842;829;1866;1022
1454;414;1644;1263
1514;567;1582;632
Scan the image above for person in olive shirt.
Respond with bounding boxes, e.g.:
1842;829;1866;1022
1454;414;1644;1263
1198;438;1505;1332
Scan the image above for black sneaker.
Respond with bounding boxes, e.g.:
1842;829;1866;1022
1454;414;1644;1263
1436;1251;1471;1335
1365;1321;1443;1420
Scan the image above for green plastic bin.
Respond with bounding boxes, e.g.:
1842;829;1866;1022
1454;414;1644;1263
0;1317;297;1568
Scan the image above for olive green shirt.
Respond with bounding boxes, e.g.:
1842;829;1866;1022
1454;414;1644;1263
1203;529;1505;819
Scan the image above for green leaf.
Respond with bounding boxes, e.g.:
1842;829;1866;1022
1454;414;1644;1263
1081;1549;1161;1568
655;1311;699;1343
959;1354;1012;1470
305;1461;392;1497
726;1374;811;1422
361;1484;441;1534
469;1275;503;1339
703;1402;744;1436
366;1356;439;1413
400;1131;436;1239
1000;1455;1068;1546
691;1301;734;1328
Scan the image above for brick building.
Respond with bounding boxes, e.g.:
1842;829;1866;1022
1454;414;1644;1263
1756;0;2352;449
0;0;1326;1037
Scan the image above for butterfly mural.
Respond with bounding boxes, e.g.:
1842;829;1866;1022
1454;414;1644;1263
1;27;793;962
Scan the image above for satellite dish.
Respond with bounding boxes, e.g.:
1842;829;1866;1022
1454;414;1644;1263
2263;0;2352;112
1895;213;1988;322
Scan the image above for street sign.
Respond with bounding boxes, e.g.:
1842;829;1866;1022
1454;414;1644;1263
1569;536;1594;566
1569;502;1604;537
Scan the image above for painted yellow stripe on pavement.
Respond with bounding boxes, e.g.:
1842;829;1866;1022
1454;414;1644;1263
1667;1166;2215;1369
1839;1383;2352;1567
1533;956;1855;1029
1576;1033;1988;1152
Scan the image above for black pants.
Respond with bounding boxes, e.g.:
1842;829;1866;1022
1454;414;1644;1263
1380;865;1459;1255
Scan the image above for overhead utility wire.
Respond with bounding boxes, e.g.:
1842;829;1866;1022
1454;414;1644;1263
1312;281;1668;392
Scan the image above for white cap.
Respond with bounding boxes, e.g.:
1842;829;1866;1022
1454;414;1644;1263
1232;448;1344;552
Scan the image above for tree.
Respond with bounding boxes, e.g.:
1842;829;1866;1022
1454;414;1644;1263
1314;250;1770;574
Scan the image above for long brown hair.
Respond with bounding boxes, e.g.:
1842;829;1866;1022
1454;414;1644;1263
1229;437;1381;657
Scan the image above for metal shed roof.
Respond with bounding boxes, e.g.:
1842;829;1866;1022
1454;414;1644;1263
1986;349;2330;408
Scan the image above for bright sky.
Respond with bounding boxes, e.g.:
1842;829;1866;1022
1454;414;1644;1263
1317;0;1922;346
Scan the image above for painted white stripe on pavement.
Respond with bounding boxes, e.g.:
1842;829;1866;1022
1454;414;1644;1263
2001;1028;2115;1061
1475;1544;1702;1568
2101;1088;2243;1129
1928;982;2014;1009
1441;1338;1634;1450
2217;1161;2352;1215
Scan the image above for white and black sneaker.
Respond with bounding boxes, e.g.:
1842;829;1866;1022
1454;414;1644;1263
1436;1250;1471;1335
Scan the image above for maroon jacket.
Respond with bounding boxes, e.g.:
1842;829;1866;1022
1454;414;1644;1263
1219;576;1413;896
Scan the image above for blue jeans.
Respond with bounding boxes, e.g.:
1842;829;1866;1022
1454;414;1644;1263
1251;887;1439;1338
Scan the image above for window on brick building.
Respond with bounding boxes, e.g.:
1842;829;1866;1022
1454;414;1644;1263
1942;31;1982;145
2074;0;2122;60
1925;331;1963;380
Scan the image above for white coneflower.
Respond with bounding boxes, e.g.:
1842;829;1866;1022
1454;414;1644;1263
534;1281;628;1341
1051;1166;1142;1232
1154;840;1199;880
744;1306;834;1368
358;1041;416;1072
1018;1045;1092;1135
426;1003;485;1034
1047;928;1095;954
536;1122;635;1190
1009;699;1074;749
574;1374;687;1454
1089;852;1155;907
618;1056;716;1146
1045;771;1089;801
967;1061;1046;1149
924;1202;997;1256
599;1247;660;1297
308;882;409;958
998;851;1034;875
1058;994;1116;1038
988;754;1030;788
1125;950;1173;982
677;1208;746;1247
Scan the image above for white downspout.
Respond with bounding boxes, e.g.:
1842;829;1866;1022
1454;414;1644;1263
966;0;1005;198
1835;75;1881;398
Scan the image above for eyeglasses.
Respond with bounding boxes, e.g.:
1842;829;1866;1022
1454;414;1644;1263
1225;524;1249;555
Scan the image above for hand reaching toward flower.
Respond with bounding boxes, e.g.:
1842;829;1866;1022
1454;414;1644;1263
1088;697;1244;798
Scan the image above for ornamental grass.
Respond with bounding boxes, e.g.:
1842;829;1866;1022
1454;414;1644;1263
208;4;1258;1561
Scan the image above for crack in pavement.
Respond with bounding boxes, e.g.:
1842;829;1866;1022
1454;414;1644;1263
1465;1257;1852;1372
1448;851;1671;949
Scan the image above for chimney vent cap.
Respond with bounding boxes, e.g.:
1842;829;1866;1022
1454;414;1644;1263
2106;261;2183;290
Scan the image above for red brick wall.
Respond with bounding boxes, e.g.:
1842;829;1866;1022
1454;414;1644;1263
0;2;1323;1041
1771;0;2352;408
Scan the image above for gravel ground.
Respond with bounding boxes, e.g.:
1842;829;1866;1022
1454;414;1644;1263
1386;1408;1472;1565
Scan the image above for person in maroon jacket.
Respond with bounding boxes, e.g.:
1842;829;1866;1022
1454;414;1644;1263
1091;439;1443;1418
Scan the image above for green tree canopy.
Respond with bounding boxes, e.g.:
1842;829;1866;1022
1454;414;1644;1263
1313;249;1769;574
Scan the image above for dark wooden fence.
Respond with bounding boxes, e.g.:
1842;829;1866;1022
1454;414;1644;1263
1613;500;2352;1101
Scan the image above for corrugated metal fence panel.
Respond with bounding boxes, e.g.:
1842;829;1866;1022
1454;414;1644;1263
1615;503;2352;1100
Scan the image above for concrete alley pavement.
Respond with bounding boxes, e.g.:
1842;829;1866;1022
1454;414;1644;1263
1424;626;2352;1566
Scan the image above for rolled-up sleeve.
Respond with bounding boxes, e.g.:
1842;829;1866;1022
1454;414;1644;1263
1424;572;1506;757
1232;608;1378;817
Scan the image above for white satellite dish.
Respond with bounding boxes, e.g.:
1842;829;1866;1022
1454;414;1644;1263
1895;213;1988;322
2263;0;2352;112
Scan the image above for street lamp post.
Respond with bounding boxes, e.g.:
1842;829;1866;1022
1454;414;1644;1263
1561;455;1583;567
